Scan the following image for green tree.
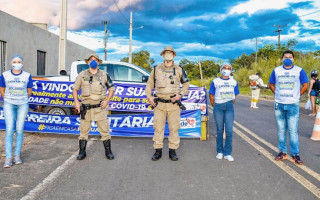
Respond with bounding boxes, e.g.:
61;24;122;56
286;39;298;49
179;59;197;79
179;59;220;81
314;50;320;57
121;50;154;72
232;53;255;69
258;44;278;59
200;60;220;78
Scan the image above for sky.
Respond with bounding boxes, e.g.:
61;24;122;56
1;0;320;64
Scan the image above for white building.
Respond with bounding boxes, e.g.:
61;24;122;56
0;10;95;76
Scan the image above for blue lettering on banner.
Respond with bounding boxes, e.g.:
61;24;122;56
0;80;208;116
0;108;201;138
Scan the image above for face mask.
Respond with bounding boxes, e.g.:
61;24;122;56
283;58;293;67
221;70;231;77
164;53;174;61
12;63;23;71
89;60;98;69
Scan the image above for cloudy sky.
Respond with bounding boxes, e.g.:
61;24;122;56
1;0;320;64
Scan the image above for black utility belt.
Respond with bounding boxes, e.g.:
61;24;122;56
82;103;101;109
157;98;172;103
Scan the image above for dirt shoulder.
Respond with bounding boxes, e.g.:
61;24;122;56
0;131;57;161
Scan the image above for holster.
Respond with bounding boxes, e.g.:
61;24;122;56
151;94;159;110
80;102;102;119
80;104;87;120
170;95;186;110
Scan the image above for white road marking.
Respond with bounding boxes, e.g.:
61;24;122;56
209;104;320;198
20;140;94;200
234;127;320;198
234;121;320;184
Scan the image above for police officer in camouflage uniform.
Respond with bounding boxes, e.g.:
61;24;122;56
73;54;115;160
145;46;190;161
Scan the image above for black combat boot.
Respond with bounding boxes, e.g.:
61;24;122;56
103;140;114;160
169;149;179;161
151;149;162;161
77;140;87;160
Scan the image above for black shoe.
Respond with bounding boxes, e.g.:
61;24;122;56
291;155;303;165
151;149;162;161
103;139;114;160
77;140;87;160
275;152;287;161
169;149;178;161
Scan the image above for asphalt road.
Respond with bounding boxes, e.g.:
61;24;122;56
1;95;320;200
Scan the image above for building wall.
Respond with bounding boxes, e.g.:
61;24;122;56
0;11;95;76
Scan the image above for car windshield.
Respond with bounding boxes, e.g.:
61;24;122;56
77;63;146;82
77;64;108;74
77;64;111;79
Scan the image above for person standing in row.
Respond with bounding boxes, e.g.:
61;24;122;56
209;64;239;162
0;55;33;168
249;73;268;109
307;70;320;117
73;54;115;160
269;50;308;165
145;46;190;161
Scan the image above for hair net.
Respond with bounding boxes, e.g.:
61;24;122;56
220;63;232;72
11;54;23;62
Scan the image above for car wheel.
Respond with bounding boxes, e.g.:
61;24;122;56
43;106;72;115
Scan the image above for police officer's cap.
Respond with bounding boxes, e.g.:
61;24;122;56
85;54;102;65
160;46;176;56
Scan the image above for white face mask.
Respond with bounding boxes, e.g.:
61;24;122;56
12;63;23;71
164;53;174;61
221;70;231;77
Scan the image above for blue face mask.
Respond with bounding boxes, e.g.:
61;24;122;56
283;58;293;67
89;60;98;69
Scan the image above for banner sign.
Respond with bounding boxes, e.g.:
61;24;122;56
0;80;208;115
0;108;201;138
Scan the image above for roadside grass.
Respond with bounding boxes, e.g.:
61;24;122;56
190;78;213;90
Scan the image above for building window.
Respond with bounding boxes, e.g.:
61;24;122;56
0;40;6;73
37;50;46;75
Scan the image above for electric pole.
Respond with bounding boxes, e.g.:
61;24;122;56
103;21;108;61
129;11;133;64
58;0;67;73
251;38;263;66
273;24;287;49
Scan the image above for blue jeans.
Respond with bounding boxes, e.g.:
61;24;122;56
214;101;234;156
274;102;300;155
3;102;29;159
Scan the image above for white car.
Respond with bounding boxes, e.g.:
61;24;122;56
33;61;150;115
69;61;150;83
32;61;204;115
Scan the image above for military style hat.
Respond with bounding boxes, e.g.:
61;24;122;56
84;54;102;65
160;46;176;56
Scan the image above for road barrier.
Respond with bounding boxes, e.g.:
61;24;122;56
311;110;320;141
